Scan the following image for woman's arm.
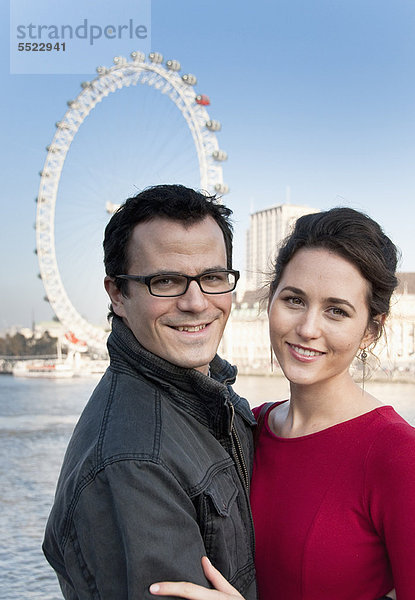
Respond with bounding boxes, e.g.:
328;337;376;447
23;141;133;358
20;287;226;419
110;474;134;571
368;423;415;599
150;557;244;599
150;557;396;600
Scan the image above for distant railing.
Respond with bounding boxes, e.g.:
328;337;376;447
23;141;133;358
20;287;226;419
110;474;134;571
0;354;60;360
0;355;63;374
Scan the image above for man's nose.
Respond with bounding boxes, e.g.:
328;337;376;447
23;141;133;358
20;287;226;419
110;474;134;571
176;280;210;312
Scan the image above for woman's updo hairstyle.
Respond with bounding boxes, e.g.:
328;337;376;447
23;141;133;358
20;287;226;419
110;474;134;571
270;207;399;338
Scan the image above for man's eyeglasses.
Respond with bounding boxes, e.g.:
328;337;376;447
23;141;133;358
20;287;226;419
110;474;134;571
115;269;240;297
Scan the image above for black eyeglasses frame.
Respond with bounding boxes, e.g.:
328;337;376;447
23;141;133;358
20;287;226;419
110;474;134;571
115;269;240;297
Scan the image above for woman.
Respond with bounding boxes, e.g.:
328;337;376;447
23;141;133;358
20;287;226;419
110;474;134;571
150;208;414;599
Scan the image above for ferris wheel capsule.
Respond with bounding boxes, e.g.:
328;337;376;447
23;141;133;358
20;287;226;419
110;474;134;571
96;66;109;75
212;150;228;162
214;183;229;194
166;59;181;71
81;81;92;89
105;201;121;215
113;56;127;65
196;94;210;106
55;121;70;129
206;120;221;131
67;100;79;108
131;51;145;62
182;74;197;85
149;52;163;63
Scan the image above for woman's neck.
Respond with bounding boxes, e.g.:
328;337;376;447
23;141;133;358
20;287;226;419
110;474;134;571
271;374;383;438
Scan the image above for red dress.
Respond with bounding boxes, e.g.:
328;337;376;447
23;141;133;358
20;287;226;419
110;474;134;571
251;403;415;600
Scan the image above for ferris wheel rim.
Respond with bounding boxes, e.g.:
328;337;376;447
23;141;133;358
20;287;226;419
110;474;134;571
36;52;228;354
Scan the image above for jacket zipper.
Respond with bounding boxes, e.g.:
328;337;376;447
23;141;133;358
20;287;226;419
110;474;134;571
228;401;256;562
228;402;250;495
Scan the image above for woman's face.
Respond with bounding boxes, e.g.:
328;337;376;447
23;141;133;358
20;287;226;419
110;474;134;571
268;248;376;388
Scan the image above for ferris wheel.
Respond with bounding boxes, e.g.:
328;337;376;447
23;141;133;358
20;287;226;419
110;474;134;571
36;51;228;355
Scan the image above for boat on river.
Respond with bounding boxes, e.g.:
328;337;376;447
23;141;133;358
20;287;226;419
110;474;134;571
12;360;74;379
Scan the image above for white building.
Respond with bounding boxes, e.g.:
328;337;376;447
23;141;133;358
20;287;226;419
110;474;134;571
379;273;415;372
246;203;319;290
220;290;269;372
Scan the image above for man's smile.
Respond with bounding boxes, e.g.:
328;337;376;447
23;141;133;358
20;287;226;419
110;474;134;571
174;324;208;332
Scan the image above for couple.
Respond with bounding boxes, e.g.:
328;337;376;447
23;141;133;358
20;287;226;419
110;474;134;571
43;185;415;599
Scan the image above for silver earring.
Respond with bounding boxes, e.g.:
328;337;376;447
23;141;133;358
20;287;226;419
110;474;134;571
360;349;367;392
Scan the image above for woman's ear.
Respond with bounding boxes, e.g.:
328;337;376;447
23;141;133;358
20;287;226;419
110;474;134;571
360;314;386;349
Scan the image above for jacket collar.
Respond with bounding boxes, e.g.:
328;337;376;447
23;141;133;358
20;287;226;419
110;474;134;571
107;317;255;435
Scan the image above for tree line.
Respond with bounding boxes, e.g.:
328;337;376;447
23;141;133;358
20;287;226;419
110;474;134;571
0;331;60;357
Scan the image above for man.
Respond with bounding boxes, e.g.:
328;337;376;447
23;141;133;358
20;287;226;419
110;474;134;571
43;184;257;599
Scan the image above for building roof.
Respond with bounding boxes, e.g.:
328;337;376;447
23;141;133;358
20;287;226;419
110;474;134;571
251;203;318;216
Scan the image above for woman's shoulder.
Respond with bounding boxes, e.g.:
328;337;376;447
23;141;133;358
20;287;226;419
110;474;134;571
365;406;415;468
372;405;415;434
252;400;287;420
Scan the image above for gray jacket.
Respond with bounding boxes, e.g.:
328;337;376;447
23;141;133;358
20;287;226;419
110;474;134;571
43;317;257;599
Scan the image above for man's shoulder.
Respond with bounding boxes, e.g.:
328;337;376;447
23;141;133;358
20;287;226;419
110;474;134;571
75;367;165;459
56;366;237;492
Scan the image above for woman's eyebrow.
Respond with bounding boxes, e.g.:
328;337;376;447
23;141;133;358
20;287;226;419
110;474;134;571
326;297;356;313
279;286;304;295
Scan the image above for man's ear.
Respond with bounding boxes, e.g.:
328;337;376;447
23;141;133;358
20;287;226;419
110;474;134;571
104;276;127;318
360;314;386;349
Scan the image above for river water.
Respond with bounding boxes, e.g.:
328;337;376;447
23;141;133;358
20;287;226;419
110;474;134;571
0;374;414;599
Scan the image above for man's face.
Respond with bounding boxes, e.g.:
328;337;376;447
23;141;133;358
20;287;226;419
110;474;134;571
105;216;232;374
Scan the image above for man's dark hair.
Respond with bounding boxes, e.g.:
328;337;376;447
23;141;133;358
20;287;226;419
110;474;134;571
104;184;234;315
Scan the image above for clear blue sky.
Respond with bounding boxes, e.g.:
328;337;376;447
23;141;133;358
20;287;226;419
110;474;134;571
1;0;414;331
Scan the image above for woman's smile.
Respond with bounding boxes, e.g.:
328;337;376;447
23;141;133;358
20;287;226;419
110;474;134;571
286;343;326;361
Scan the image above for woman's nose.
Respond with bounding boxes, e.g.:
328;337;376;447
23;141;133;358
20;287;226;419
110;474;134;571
296;309;321;340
